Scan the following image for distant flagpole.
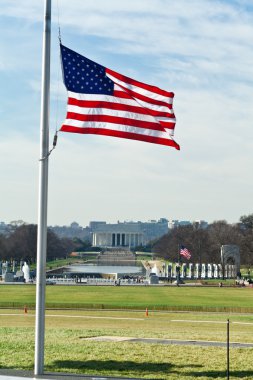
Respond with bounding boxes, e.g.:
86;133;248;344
34;0;51;375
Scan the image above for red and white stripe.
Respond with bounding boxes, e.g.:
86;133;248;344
61;69;179;150
180;248;191;260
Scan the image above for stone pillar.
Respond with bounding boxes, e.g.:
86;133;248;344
182;263;187;278
195;263;200;279
213;264;218;278
201;264;206;278
188;263;193;279
93;233;96;246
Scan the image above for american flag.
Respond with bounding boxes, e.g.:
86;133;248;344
180;245;191;260
60;44;180;150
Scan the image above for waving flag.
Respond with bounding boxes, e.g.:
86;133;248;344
180;245;191;260
60;44;180;150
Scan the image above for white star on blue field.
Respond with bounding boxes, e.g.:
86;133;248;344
61;45;114;94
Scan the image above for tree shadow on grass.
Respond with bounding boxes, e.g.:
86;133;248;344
52;360;173;373
49;362;253;379
51;360;202;376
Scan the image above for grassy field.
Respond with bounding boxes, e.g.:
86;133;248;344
0;284;252;312
0;308;253;379
0;284;253;379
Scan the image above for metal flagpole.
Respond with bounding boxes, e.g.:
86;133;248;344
34;0;51;375
227;319;230;380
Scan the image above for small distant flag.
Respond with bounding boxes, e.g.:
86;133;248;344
60;44;180;150
180;245;191;260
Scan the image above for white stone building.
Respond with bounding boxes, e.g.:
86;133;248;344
91;219;168;248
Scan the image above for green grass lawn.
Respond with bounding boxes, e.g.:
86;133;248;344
0;284;252;312
0;309;253;379
1;284;253;379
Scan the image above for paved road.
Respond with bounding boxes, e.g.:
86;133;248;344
85;335;253;348
130;337;253;348
0;370;139;380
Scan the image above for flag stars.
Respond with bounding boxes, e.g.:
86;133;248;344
62;46;114;95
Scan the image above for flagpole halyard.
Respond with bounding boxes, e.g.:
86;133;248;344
34;0;51;375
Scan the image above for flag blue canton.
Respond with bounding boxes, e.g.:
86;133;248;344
60;45;114;95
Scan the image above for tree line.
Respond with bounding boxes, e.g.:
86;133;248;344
0;214;252;266
152;214;253;266
0;224;90;264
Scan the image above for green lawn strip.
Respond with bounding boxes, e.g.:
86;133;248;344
0;285;252;313
1;309;253;343
0;326;252;379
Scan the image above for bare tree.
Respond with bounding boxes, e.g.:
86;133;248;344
240;213;253;229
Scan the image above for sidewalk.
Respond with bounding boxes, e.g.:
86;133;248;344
0;369;141;380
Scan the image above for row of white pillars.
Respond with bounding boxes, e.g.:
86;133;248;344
92;232;144;247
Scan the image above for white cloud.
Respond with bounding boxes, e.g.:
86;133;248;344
0;0;253;226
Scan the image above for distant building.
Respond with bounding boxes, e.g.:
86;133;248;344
1;217;208;247
169;220;208;229
91;218;169;248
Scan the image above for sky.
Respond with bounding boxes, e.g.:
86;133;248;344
1;0;253;227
